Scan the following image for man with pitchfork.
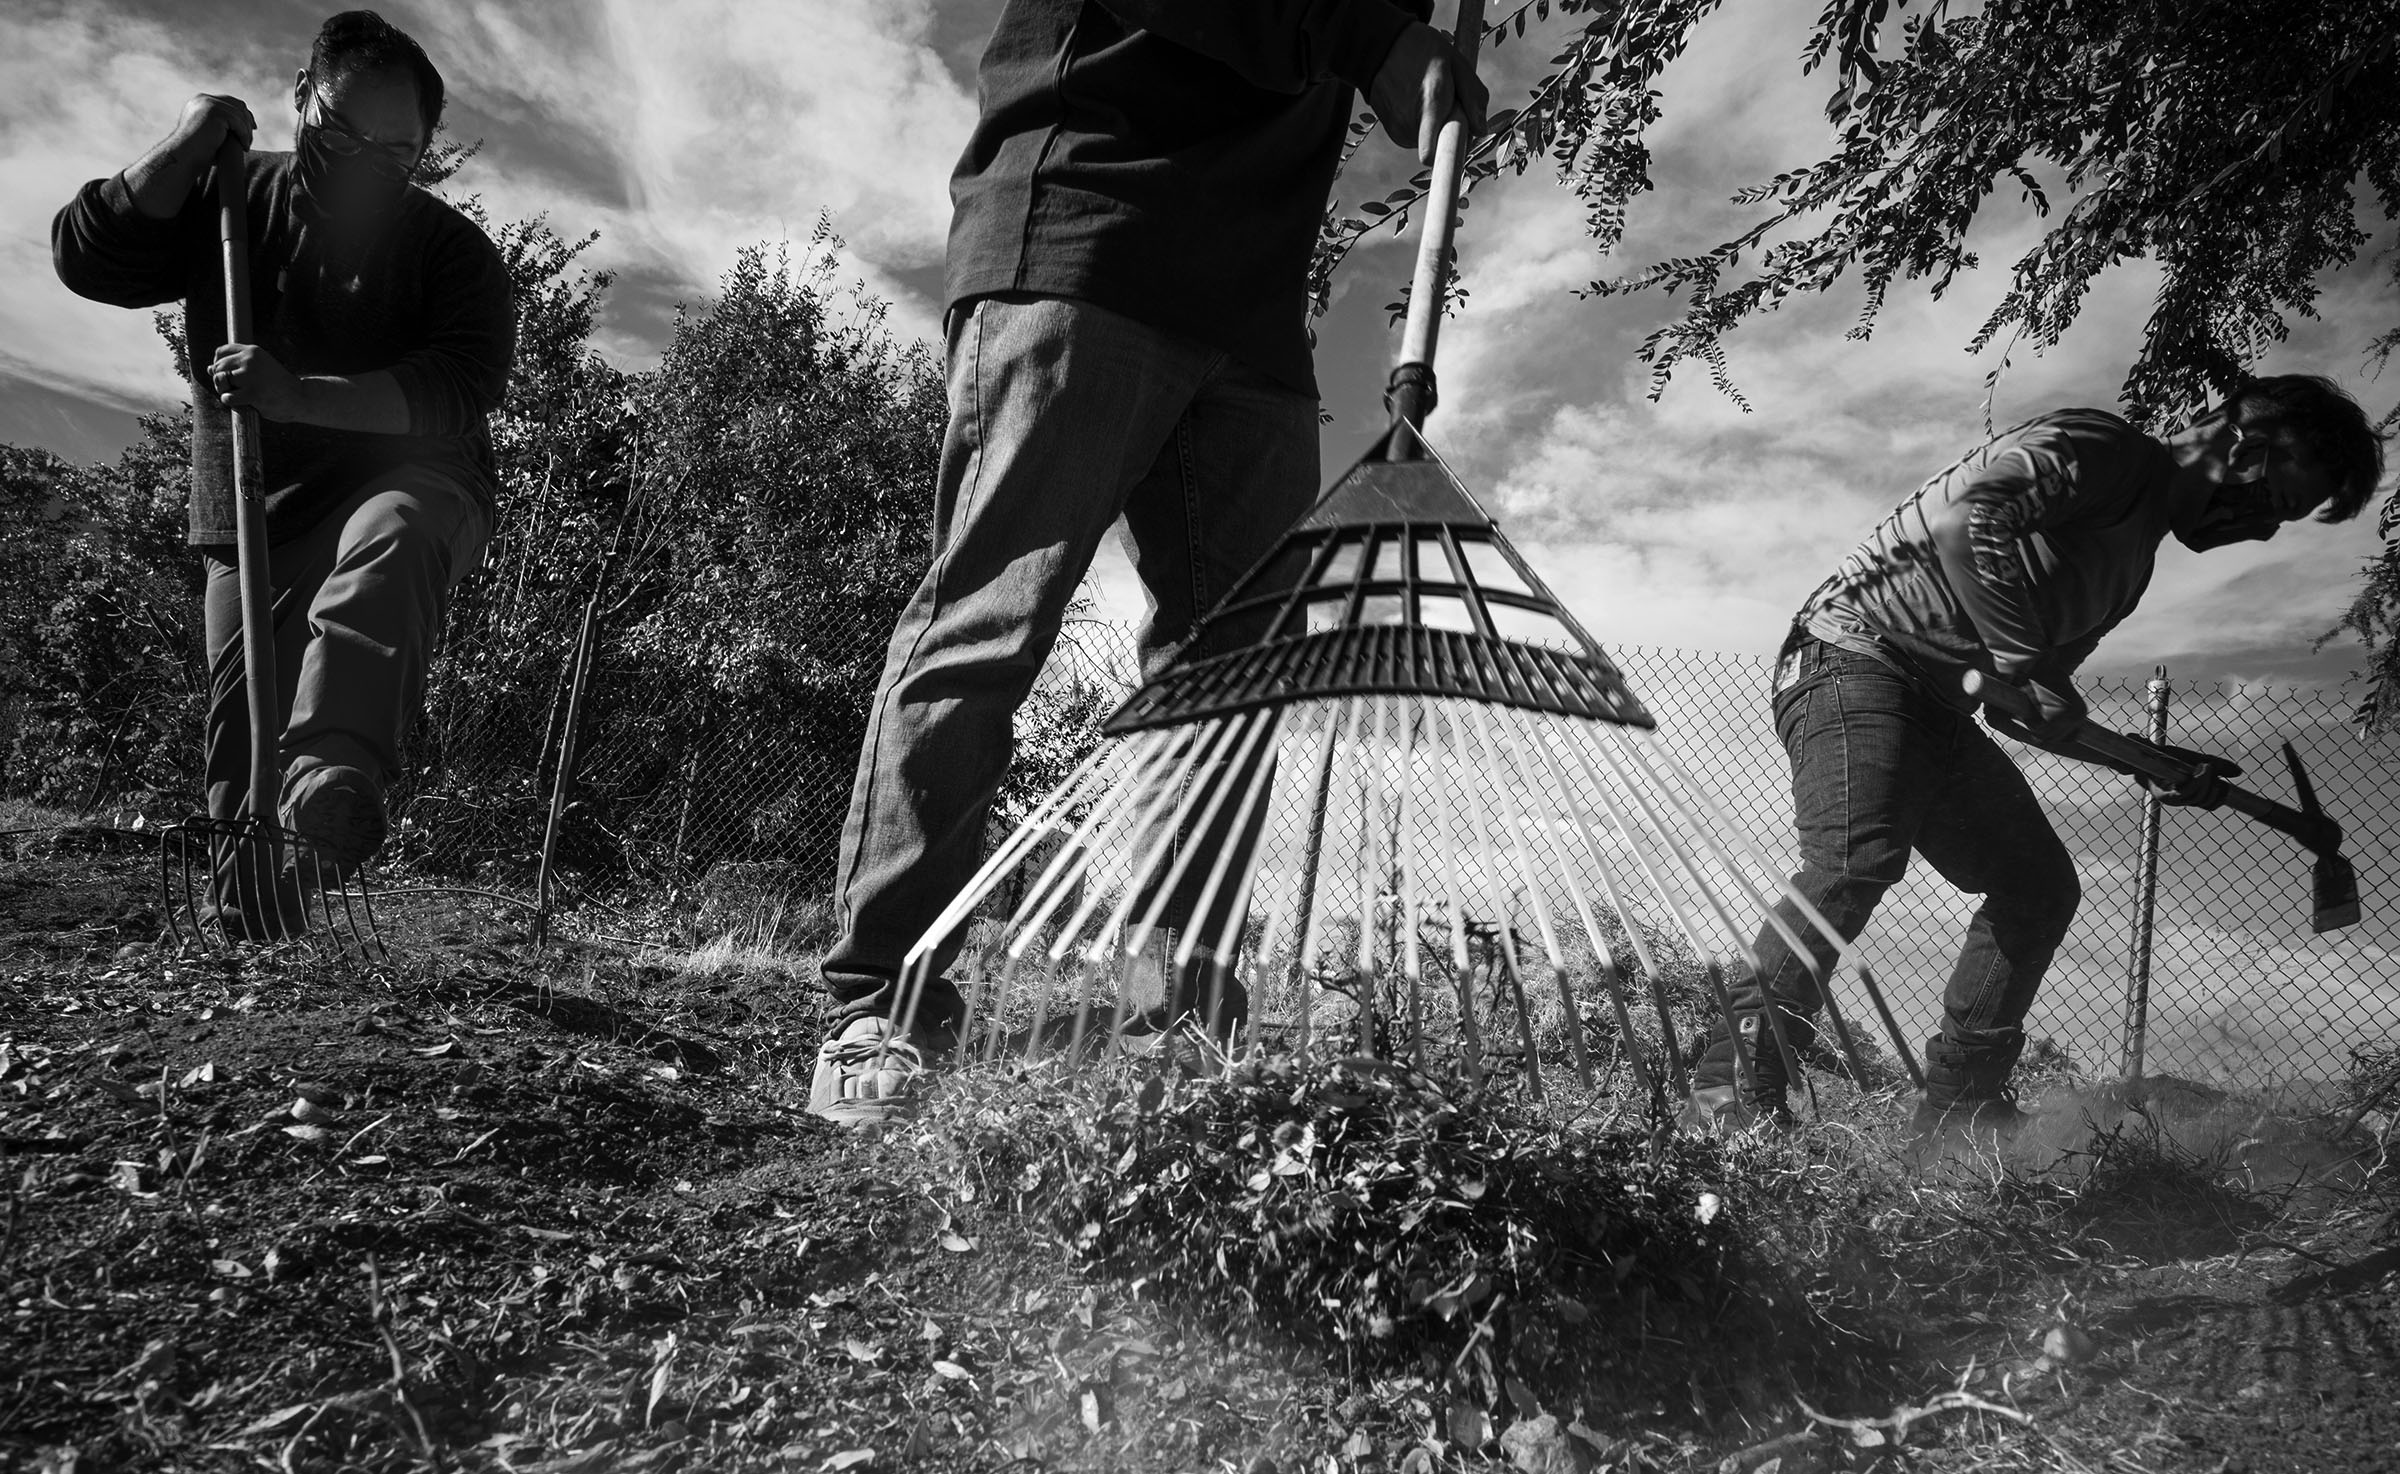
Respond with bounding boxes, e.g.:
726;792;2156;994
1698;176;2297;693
52;11;513;937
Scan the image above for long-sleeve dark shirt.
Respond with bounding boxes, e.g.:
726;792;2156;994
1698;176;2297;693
946;0;1425;398
1794;410;2180;708
52;151;514;546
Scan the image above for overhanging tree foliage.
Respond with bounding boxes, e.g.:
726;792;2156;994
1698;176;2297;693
1322;0;2400;718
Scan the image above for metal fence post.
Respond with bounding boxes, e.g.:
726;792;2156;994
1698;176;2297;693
533;577;604;947
2121;665;2170;1079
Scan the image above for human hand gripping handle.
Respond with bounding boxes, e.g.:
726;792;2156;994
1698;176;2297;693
1369;14;1491;166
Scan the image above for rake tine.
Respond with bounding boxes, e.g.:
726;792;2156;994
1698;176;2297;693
1394;705;1427;1070
1580;727;1813;1108
298;835;341;948
1614;737;1864;1098
1053;717;1231;968
1057;718;1242;1061
1004;731;1192;1060
979;952;1030;1065
1514;715;1667;1094
1635;739;1881;1089
1423;723;1482;1082
1492;928;1542;1099
1597;740;1806;1085
1291;697;1366;1059
1128;707;1276;968
1470;704;1592;1088
907;736;1136;975
1641;962;1690;1099
984;749;1161;1061
1349;698;1403;1058
1853;962;1925;1090
1432;702;1541;1097
1536;720;1719;1094
1107;710;1277;1056
1072;715;1251;1058
888;952;944;1072
1494;711;1650;1093
1171;708;1286;976
160;825;192;950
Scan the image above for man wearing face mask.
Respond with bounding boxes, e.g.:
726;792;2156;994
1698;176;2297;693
53;10;513;935
1686;379;2387;1139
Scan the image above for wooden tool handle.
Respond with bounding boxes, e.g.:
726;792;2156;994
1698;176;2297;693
1391;0;1486;430
1962;670;2336;854
216;137;280;823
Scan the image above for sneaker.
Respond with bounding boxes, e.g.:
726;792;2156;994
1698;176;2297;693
1680;1083;1796;1134
280;765;388;875
808;1016;948;1128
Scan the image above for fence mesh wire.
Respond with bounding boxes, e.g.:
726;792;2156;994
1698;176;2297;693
390;613;2398;1091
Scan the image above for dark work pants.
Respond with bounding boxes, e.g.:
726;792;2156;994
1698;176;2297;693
1697;639;2083;1106
203;463;490;826
822;294;1320;1032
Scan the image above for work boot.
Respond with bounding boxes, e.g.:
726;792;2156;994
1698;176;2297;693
1687;1010;1799;1132
1680;1082;1795;1134
1116;927;1249;1046
1902;1094;2029;1160
1908;1029;2031;1159
199;869;309;942
201;825;309;941
280;764;388;875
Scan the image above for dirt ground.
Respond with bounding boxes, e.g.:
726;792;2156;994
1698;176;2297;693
1;828;2394;1473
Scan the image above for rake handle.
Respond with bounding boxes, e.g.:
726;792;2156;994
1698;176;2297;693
1389;0;1485;443
217;138;278;823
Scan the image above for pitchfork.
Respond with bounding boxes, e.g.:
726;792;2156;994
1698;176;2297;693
158;138;381;956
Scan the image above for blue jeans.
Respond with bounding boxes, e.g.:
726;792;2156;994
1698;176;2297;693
823;294;1320;1029
1698;638;2082;1106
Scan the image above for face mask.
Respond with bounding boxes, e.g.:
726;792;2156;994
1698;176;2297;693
2175;462;2281;552
2175;427;2295;553
293;109;415;222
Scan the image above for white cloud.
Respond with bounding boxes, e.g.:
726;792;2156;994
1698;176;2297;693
0;0;974;409
409;0;972;344
0;8;249;408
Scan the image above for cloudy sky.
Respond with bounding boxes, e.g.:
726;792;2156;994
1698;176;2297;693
4;0;2394;692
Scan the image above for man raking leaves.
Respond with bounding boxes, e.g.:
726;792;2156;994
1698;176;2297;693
51;10;513;940
810;0;1487;1125
1692;378;2386;1141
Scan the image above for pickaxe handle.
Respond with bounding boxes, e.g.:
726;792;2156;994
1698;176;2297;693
1960;671;2341;857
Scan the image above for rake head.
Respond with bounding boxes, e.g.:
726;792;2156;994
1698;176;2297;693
890;430;1910;1105
159;814;384;955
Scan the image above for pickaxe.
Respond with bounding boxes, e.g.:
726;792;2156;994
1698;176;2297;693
1965;671;2361;934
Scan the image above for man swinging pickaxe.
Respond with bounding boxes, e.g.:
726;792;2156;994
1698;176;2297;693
1684;376;2385;1143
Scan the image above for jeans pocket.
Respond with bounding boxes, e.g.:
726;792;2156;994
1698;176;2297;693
1772;677;1819;769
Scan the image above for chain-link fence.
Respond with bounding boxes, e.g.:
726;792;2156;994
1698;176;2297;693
391;608;2397;1090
